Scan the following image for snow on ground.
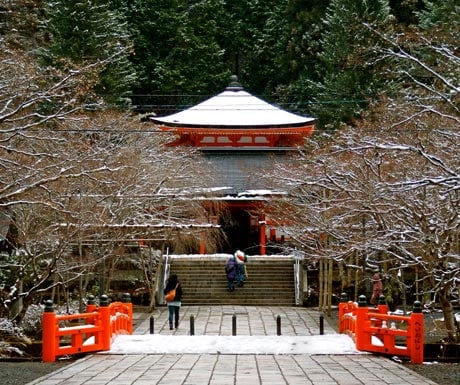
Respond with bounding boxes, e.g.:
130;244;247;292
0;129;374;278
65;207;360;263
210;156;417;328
108;334;363;355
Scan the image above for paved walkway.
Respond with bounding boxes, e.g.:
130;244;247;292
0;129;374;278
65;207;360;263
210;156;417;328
28;306;437;385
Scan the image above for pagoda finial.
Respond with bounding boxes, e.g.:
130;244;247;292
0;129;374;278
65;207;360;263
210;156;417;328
226;75;243;91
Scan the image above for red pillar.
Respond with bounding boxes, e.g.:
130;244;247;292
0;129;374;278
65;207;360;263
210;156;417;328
122;293;133;335
99;295;111;351
410;301;424;364
259;214;266;255
355;295;370;351
199;238;205;254
42;301;57;362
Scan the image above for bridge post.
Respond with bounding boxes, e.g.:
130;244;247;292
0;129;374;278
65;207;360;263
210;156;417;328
42;300;57;362
377;295;388;314
355;295;369;351
121;293;133;334
338;292;349;328
410;301;424;364
99;295;111;350
85;295;97;326
86;295;97;313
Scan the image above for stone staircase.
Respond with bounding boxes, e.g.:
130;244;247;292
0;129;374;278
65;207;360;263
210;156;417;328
167;255;296;306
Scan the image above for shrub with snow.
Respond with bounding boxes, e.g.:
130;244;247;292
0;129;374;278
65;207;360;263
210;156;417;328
0;318;31;357
20;304;44;339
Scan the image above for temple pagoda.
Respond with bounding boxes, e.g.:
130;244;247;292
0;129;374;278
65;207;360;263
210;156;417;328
151;76;315;255
152;76;314;149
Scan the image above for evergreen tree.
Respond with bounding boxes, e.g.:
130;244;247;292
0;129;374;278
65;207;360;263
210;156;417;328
418;0;460;30
221;0;289;96
274;0;330;119
127;0;294;99
388;0;424;25
282;0;330;85
298;0;393;129
41;0;136;106
128;0;230;102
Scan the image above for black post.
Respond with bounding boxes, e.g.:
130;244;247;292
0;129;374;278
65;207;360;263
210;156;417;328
319;313;324;335
276;315;281;336
190;315;195;336
232;313;237;336
149;315;154;334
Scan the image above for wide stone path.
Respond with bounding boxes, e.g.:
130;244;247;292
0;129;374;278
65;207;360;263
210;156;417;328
27;306;438;385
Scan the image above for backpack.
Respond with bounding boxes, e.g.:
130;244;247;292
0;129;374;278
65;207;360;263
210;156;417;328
225;258;236;277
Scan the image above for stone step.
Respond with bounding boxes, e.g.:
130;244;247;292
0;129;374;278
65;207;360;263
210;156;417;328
167;256;297;306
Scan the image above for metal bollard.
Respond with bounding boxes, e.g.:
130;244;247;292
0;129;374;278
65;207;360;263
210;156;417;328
190;315;195;336
232;313;237;336
276;315;281;336
150;316;154;334
319;313;324;335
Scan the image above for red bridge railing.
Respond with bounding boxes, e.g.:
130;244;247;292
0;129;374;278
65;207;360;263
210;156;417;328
339;294;424;364
42;294;133;362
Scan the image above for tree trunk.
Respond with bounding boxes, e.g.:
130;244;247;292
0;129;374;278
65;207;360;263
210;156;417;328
438;287;456;342
327;259;333;316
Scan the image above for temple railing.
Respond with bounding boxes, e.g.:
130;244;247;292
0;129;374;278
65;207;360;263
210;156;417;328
42;294;133;362
339;294;424;364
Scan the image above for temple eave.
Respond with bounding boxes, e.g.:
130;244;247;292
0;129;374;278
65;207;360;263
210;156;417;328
158;125;314;135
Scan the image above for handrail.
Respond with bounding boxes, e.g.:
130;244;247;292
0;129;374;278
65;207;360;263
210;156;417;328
293;253;302;306
339;294;424;364
161;248;170;303
42;293;133;362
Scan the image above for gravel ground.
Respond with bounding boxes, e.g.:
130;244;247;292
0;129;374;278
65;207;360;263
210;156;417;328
0;359;74;385
407;362;459;385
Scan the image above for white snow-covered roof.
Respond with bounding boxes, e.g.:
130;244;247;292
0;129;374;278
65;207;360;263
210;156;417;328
151;83;314;128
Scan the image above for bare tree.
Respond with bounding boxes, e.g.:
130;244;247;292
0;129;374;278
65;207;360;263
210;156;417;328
1;32;219;318
265;23;459;339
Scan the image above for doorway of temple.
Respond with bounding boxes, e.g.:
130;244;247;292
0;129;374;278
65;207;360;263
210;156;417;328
219;206;260;254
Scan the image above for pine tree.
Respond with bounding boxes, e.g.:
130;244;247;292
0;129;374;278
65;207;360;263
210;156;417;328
418;0;460;30
41;0;136;106
305;0;393;128
127;0;230;99
221;0;289;95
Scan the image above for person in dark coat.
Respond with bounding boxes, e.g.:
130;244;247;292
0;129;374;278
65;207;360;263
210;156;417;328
163;273;183;330
225;256;237;292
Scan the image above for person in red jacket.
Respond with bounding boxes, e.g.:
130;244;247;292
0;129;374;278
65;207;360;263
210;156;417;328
370;270;383;305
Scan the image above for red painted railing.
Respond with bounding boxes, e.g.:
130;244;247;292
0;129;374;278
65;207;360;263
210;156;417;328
339;294;424;364
42;294;133;362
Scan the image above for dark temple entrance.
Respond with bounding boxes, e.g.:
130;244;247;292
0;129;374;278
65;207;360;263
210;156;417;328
219;204;261;254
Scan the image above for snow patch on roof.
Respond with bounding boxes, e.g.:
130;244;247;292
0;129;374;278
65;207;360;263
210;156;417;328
152;90;314;127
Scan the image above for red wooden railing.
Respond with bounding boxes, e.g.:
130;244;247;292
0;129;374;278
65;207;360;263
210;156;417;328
339;294;424;364
42;294;133;362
